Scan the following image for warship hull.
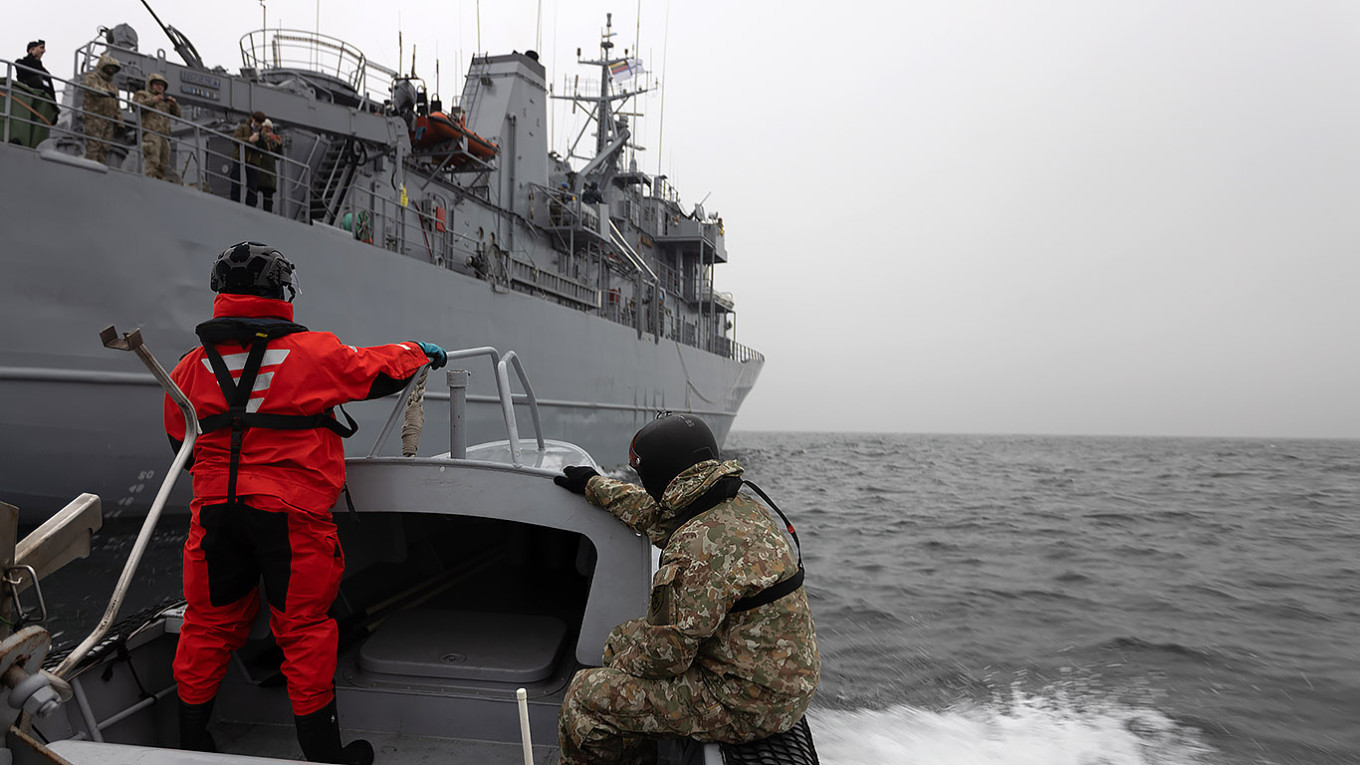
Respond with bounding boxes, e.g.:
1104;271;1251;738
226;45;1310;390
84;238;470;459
0;144;763;520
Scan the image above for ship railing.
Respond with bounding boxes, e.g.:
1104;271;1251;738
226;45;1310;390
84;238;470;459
333;183;487;269
0;59;61;146
651;176;683;206
734;342;765;364
184;117;315;219
1;57;316;219
240;29;398;109
654;261;685;298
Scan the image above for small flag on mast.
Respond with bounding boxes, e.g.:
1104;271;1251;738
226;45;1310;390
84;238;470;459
609;57;642;80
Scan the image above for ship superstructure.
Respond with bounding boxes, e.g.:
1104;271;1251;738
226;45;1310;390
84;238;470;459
0;13;762;519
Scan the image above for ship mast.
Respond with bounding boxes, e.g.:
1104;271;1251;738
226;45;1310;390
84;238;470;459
557;13;648;192
595;14;617;158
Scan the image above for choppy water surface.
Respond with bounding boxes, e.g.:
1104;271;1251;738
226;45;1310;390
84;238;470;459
39;433;1358;764
724;433;1359;765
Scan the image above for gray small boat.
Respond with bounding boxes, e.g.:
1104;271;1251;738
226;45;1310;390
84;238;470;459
0;328;814;765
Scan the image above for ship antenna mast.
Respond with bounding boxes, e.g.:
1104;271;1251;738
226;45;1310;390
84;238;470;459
552;13;649;187
599;12;615;156
656;0;670;180
536;0;544;54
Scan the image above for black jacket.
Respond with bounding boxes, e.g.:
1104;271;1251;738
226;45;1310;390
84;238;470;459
16;54;58;106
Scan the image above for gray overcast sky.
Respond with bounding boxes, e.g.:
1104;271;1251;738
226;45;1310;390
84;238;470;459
9;1;1359;438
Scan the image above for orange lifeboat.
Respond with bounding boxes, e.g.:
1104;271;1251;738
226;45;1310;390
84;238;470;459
411;111;499;167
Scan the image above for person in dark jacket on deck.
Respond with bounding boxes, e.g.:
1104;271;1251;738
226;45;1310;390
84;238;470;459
164;241;448;764
231;111;278;207
552;414;819;764
16;40;59;115
256;119;282;212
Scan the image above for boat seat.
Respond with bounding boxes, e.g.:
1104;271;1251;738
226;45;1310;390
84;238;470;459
358;608;566;683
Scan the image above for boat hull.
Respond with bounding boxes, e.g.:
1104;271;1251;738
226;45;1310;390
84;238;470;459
0;144;763;520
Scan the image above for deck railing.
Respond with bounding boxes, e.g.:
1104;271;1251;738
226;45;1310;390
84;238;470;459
240;29;398;109
1;57;313;218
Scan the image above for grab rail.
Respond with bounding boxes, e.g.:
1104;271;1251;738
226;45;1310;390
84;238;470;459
54;327;198;679
365;346;546;466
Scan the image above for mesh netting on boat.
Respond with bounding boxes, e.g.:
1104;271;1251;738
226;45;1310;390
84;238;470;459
719;716;819;765
43;597;186;673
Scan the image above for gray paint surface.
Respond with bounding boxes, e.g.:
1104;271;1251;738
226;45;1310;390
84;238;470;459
0;143;761;519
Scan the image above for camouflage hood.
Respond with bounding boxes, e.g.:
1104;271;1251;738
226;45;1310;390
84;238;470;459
95;53;121;81
651;459;745;542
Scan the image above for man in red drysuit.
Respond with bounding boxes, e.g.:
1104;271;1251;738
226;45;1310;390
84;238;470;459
164;241;448;764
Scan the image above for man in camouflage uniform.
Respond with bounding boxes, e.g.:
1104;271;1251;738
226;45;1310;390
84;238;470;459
132;73;181;180
81;53;123;163
553;414;818;765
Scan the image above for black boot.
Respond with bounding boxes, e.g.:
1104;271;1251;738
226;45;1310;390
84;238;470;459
295;699;374;764
178;697;218;752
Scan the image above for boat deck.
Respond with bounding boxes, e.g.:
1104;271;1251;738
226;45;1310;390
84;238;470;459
51;726;562;764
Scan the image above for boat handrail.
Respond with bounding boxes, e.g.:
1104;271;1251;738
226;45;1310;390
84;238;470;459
53;327;199;679
497;351;547;461
365;347;546;466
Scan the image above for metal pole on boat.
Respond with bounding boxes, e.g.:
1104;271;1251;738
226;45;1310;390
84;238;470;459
447;369;468;459
516;687;534;765
55;327;198;678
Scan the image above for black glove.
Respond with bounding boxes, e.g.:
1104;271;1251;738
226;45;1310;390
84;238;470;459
554;465;600;494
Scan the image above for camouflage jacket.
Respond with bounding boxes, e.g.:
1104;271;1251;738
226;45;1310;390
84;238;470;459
80;54;123;121
585;460;819;718
132;90;181;136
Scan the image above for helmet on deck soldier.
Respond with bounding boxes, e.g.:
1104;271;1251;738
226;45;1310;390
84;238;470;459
210;241;296;301
629;413;720;501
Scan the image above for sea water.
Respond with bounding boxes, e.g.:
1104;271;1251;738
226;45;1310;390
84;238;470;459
726;433;1358;765
37;433;1359;764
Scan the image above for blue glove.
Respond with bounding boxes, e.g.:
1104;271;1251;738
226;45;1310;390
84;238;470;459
417;341;447;369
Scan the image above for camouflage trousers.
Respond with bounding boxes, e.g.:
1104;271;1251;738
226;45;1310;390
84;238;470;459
142;133;170;180
558;666;792;765
84;117;117;163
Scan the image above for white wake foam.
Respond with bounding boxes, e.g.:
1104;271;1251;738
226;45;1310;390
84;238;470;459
810;692;1218;765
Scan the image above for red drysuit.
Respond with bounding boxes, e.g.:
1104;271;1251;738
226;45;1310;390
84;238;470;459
165;293;428;715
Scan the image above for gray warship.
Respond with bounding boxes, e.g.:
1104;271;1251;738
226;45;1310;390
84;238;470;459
0;11;762;521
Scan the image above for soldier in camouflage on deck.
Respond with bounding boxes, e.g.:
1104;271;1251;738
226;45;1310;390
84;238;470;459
81;53;123;163
553;414;819;765
132;73;181;181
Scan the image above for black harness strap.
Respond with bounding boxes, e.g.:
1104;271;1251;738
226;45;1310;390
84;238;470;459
196;325;358;507
201;334;270;508
731;479;807;613
198;408;358;437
